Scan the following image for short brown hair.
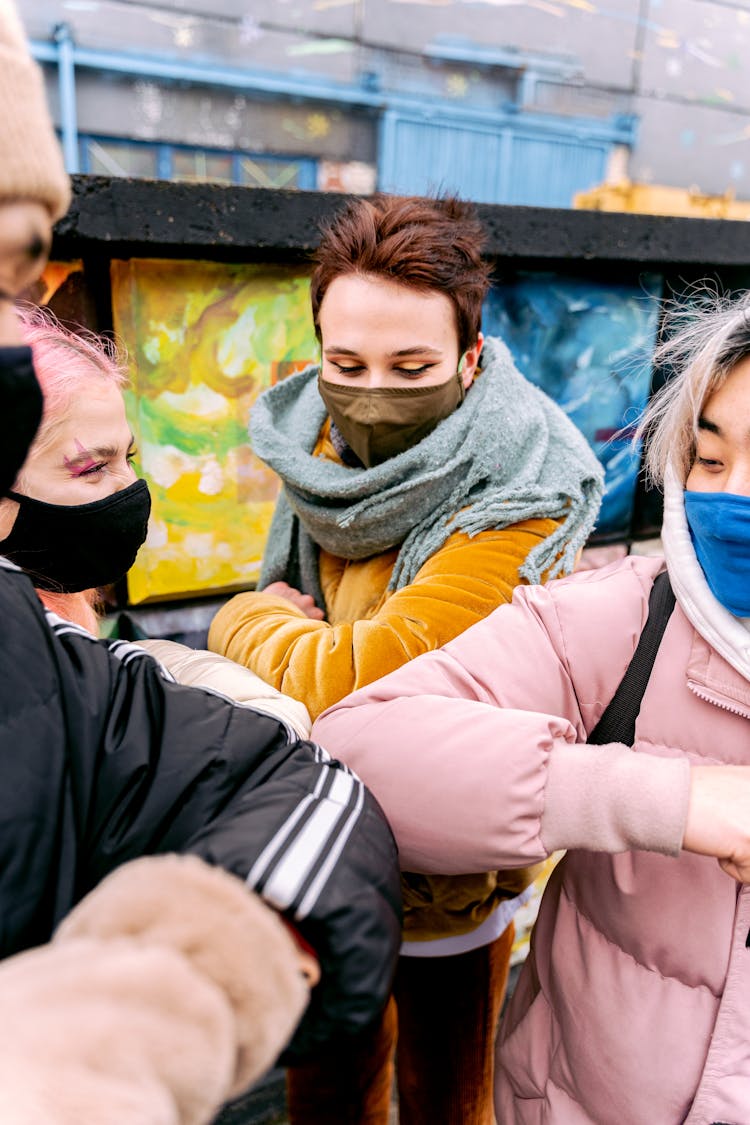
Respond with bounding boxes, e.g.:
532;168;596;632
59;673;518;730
310;194;492;355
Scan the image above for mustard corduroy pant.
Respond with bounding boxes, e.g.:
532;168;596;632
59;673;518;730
286;922;514;1125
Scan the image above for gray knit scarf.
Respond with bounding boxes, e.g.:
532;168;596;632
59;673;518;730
253;336;604;609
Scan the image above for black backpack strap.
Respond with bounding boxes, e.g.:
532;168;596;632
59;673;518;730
587;570;675;748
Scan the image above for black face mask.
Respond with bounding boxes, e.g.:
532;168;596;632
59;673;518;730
0;478;152;592
0;347;43;496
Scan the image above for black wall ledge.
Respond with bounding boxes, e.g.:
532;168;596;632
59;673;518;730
52;176;750;271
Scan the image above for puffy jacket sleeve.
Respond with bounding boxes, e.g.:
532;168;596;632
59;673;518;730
1;567;401;1060
311;557;692;875
209;518;560;719
136;637;312;739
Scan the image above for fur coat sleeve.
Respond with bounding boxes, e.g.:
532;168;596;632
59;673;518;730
0;854;311;1125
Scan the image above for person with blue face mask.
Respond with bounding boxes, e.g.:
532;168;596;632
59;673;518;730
309;291;750;1124
647;301;750;635
681;359;750;617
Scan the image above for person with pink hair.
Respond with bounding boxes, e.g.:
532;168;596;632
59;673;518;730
0;306;315;738
0;306;146;633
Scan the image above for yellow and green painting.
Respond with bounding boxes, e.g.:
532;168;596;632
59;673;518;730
111;259;317;603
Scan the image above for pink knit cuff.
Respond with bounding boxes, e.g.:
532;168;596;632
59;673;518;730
541;743;691;857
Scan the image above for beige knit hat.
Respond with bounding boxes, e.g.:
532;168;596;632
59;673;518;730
0;0;71;221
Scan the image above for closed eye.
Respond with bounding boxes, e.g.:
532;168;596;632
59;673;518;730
331;362;365;375
78;461;107;477
394;363;435;377
74;446;137;477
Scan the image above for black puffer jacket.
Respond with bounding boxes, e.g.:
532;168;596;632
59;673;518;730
0;559;401;1059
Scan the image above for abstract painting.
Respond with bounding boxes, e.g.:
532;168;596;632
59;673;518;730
483;272;662;537
112;259;317;602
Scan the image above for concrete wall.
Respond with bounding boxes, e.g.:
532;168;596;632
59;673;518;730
20;0;750;201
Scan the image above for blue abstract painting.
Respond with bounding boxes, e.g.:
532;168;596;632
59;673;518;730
483;273;662;537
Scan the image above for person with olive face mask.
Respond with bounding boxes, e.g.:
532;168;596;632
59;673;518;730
209;194;605;1125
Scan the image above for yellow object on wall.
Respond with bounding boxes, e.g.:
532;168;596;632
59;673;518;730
575;180;750;220
112;259;317;603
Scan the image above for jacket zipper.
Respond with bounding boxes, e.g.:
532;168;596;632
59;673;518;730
687;680;750;719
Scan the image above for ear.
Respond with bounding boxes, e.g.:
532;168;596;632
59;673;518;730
460;333;484;390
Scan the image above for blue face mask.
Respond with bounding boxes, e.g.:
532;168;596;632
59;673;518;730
684;489;750;616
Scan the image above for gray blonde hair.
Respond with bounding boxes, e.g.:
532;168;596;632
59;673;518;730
636;289;750;486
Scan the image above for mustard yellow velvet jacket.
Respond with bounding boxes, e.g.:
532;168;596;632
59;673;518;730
209;422;556;941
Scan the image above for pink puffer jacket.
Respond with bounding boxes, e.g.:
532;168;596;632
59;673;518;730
313;554;750;1124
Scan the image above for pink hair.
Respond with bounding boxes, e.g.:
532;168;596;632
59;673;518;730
16;304;128;456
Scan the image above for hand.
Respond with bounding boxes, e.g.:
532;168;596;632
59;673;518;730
683;766;750;883
261;581;325;620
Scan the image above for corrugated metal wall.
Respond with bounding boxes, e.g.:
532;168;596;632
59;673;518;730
379;109;609;208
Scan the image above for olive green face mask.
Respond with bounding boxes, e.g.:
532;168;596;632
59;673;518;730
317;370;466;468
